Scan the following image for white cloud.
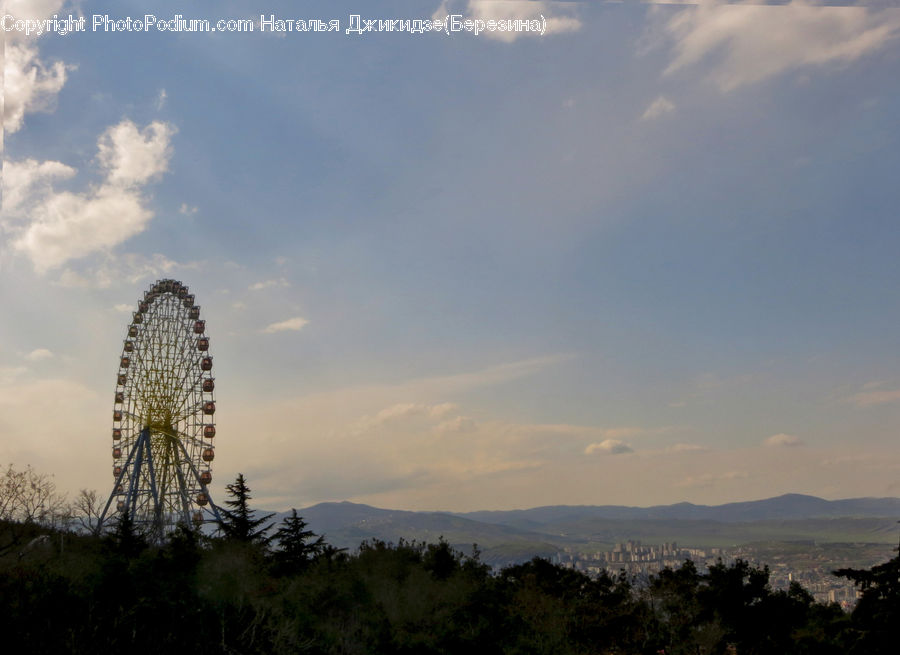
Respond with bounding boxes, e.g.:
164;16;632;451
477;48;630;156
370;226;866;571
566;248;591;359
2;1;70;134
846;386;900;408
179;203;198;216
156;88;168;110
5;0;67;21
55;253;194;289
663;1;900;91
373;402;430;423
354;401;460;432
429;402;458;418
0;367;28;384
585;439;634;455
14;186;153;272
96;120;176;187
262;316;309;333
641;95;676;121
3;42;68;135
432;1;581;42
4;120;175;272
113;304;133;313
24;348;53;362
764;433;804;447
412;354;573;396
250;277;290;291
1;159;76;214
434;415;478;434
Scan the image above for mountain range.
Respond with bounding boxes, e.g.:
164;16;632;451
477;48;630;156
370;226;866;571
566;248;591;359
279;494;900;566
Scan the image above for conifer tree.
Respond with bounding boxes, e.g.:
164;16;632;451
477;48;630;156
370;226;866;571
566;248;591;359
219;473;274;545
109;508;147;557
272;508;325;572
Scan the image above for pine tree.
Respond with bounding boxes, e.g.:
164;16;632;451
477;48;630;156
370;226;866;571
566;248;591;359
107;508;147;557
272;509;325;572
219;473;274;545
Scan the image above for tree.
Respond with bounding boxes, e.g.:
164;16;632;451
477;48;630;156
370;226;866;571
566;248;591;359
0;463;69;527
271;509;325;573
835;550;900;654
72;488;103;533
108;509;147;557
219;473;274;545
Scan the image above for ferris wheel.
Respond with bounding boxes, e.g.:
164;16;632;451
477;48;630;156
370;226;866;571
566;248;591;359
97;279;221;540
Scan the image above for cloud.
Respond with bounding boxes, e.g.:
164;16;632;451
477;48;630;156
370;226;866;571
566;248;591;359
846;387;900;408
353;401;459;432
1;159;76;214
432;1;581;42
96;120;175;186
2;4;175;276
156;88;168;110
584;439;634;455
0;367;28;384
179;203;198;216
3;42;69;135
401;354;573;397
764;433;804;447
5;0;66;21
434;415;478;434
13;187;154;272
250;278;291;291
662;1;900;91
55;253;195;289
114;304;133;313
641;95;676;120
24;349;53;362
262;316;309;333
4;120;176;273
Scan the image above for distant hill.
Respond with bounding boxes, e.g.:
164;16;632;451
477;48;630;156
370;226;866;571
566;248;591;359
455;494;900;525
281;494;900;566
272;502;565;567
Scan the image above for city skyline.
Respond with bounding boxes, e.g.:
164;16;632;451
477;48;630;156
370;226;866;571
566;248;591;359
3;0;900;511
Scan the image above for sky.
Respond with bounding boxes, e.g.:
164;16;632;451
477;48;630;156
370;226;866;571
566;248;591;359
2;0;900;512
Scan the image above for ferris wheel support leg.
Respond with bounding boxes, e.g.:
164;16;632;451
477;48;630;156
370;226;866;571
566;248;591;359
125;429;149;513
172;436;223;526
142;433;161;518
95;428;147;535
207;498;224;527
171;444;195;529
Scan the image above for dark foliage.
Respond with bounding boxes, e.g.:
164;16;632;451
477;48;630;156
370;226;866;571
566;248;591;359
271;508;326;575
835;547;900;654
2;499;899;653
219;473;275;546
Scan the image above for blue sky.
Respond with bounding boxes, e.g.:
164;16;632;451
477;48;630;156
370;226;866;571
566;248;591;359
3;0;900;511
